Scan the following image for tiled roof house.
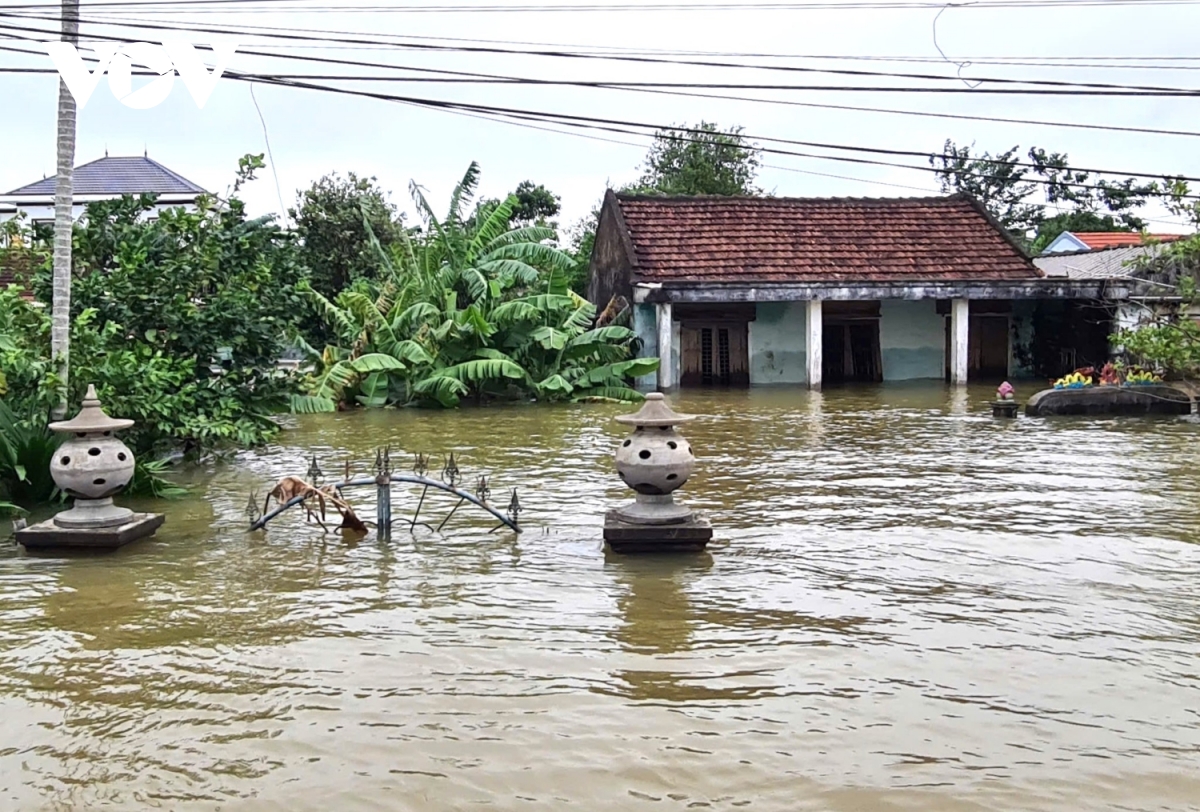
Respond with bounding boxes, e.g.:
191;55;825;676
1;155;207;297
1041;230;1187;254
589;191;1119;389
0;155;207;226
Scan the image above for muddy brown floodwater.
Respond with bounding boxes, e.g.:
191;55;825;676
2;384;1200;811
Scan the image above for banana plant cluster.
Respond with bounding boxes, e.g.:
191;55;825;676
292;163;657;412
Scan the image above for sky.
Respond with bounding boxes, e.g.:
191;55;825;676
1;0;1199;238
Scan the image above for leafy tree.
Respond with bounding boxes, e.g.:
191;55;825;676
637;121;761;196
569;122;762;299
1031;211;1128;254
294;163;655;410
932;140;1172;250
1111;232;1200;378
468;180;562;235
509;181;561;227
23;156;308;456
931;141;1044;240
291;172;405;300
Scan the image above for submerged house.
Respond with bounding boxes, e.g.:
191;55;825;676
588;191;1116;389
1035;242;1197;336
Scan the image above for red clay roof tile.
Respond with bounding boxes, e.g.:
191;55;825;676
1072;232;1187;250
614;193;1040;284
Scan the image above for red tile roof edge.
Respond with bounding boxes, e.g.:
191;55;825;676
612;192;1042;284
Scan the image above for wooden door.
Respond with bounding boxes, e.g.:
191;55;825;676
678;322;749;387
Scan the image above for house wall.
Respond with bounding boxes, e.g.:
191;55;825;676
879;300;944;380
633;303;659;390
748;302;808;384
0;200;198;225
586;199;633;308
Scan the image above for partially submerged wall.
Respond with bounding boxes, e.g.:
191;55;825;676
880;300;944;380
749;302;807;384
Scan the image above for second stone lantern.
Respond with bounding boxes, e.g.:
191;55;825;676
604;392;713;553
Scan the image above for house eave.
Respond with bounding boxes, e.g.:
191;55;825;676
632;278;1117;303
0;193;204;205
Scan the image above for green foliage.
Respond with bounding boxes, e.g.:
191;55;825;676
931;142;1044;241
1031;211;1129;255
637;121;761;196
567;121;761;296
471;181;562;233
290;171;407;302
18;156;307;457
0;397;60;507
932;140;1178;249
296;163;657;410
1111;236;1200;378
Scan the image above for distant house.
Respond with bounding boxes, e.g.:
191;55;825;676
588;191;1111;389
1041;230;1186;254
0;155;207;227
1035;243;1197;336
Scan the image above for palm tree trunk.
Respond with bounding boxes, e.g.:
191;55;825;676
50;0;79;420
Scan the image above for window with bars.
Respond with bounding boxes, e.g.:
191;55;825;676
700;327;732;385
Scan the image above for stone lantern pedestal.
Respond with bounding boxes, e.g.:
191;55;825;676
15;385;164;551
603;393;713;554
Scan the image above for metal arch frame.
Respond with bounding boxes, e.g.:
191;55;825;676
248;474;521;534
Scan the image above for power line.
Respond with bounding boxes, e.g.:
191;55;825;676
5;55;1200;143
5;9;1200;96
214;70;1200;196
4;17;1199;192
7;34;1200;176
2;0;1198;12
5;19;1200;99
8;33;1200;140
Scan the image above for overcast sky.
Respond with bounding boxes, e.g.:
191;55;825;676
1;0;1198;236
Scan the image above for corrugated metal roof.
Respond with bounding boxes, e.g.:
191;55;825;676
4;156;206;197
1033;244;1165;279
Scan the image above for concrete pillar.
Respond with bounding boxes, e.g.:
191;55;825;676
806;298;823;390
950;297;969;386
656;302;674;390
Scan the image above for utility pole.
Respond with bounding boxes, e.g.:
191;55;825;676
50;0;79;419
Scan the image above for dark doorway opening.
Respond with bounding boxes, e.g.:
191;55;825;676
822;321;882;383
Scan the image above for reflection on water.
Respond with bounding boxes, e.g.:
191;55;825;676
3;384;1200;811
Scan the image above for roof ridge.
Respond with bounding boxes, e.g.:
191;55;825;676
614;192;956;205
1037;243;1159;259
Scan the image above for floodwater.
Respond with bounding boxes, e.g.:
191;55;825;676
2;384;1199;812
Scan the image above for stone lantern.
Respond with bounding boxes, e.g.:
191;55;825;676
991;381;1019;418
604;393;713;553
15;385;164;550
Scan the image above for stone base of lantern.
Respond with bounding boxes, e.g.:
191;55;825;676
603;509;712;554
15;513;165;551
991;399;1019;418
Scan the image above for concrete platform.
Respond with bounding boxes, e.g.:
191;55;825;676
15;513;165;551
603;510;712;554
1025;385;1192;417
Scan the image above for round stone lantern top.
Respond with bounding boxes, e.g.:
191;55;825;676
615;392;695;427
48;385;134;434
